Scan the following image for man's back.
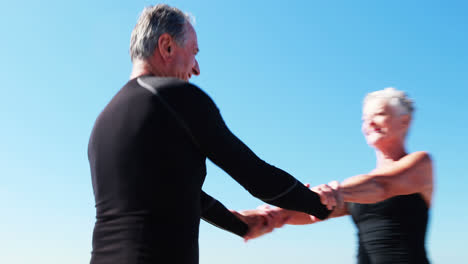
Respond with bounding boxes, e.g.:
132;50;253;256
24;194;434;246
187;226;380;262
88;77;207;264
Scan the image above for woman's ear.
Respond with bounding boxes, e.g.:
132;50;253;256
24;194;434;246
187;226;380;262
401;114;411;129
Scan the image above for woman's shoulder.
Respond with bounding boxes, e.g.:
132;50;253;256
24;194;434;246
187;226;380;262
404;151;432;165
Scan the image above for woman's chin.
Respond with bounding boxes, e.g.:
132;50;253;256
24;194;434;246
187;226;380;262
365;135;383;147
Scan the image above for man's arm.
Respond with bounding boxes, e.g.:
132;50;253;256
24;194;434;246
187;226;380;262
160;83;330;219
200;191;273;240
200;191;248;237
163;83;331;219
339;151;433;204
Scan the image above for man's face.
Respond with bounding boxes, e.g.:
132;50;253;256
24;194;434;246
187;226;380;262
169;23;200;81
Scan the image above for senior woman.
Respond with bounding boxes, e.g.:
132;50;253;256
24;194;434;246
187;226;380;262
255;87;434;263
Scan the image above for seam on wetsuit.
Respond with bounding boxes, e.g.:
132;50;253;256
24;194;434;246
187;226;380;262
260;180;298;202
137;77;202;150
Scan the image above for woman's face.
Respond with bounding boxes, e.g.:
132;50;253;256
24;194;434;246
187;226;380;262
362;98;410;148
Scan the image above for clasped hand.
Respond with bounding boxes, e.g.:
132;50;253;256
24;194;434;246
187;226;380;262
231;181;343;242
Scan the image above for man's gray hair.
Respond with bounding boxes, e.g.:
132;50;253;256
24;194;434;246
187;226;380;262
129;4;193;62
364;87;414;116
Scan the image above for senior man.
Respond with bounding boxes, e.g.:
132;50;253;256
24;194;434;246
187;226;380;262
88;4;335;264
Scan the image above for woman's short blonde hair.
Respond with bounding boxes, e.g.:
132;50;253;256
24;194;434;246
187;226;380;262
364;87;414;116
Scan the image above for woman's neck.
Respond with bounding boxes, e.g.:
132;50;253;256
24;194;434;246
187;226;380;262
374;143;407;168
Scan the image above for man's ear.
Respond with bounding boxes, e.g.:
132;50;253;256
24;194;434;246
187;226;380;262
158;33;173;62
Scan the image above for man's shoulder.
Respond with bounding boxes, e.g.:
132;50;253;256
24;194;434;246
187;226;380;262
136;76;213;106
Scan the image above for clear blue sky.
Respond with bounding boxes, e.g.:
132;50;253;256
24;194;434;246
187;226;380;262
1;0;467;263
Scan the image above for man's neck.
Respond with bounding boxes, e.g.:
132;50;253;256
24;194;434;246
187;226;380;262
130;60;153;79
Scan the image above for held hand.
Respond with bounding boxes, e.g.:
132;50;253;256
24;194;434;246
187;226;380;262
230;209;275;242
306;181;344;211
328;180;344;209
256;204;290;228
310;183;337;210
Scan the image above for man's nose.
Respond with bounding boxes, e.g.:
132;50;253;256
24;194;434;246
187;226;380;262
192;60;200;76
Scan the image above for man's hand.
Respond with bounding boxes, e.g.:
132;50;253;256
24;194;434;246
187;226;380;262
256;204;291;228
230;209;281;242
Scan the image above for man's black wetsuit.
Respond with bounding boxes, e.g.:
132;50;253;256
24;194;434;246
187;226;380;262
349;193;430;264
88;76;330;264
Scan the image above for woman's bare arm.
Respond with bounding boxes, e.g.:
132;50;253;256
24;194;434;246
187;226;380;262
340;151;433;204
